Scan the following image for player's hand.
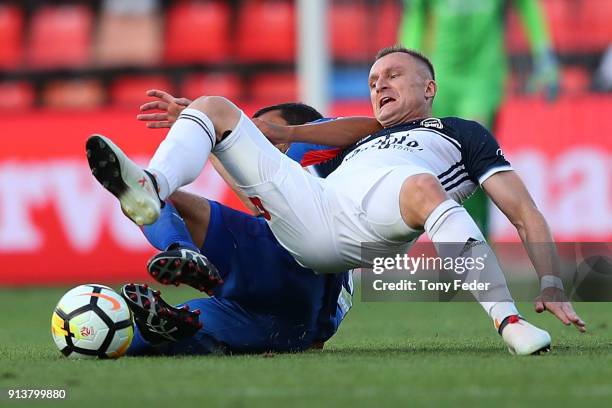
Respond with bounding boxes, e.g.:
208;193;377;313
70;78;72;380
534;287;586;332
253;117;291;144
527;48;560;102
137;89;192;128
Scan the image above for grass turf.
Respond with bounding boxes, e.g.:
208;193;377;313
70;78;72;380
1;286;611;407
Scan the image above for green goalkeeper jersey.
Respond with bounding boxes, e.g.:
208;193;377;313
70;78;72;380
400;0;551;119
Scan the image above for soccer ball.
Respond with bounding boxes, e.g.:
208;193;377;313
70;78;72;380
51;284;133;359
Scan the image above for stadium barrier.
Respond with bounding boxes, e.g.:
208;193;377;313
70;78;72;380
492;95;611;242
0;97;610;285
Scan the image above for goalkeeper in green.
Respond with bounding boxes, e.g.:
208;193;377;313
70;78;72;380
400;0;559;235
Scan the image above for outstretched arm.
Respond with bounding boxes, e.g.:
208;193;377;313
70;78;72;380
483;170;586;332
138;90;382;147
254;116;382;147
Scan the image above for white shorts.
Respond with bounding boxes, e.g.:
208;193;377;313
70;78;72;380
214;112;429;273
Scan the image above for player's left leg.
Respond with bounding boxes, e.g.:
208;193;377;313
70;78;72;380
357;167;550;354
125;284;319;356
142;200;222;293
146;197;329;317
398;173;550;354
123;284;203;355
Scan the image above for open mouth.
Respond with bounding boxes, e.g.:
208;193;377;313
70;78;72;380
379;97;395;109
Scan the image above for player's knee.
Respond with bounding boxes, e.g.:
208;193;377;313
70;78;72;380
189;96;241;139
190;95;235;114
399;173;448;229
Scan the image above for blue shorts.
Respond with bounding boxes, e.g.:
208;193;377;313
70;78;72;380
204;201;328;320
128;201;337;355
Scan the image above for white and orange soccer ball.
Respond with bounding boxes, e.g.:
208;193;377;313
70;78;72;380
51;284;133;359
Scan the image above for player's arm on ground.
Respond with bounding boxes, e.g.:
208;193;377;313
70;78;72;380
254;116;382;147
482;171;586;332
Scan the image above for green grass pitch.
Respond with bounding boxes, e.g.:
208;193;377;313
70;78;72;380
1;286;611;407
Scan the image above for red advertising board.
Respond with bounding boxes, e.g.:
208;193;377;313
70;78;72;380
492;95;611;242
0;108;247;285
0;97;610;285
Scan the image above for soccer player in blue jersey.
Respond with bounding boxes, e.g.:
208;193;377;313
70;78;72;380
122;97;352;355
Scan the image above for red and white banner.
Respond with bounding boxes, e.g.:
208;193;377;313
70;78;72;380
0;97;610;285
491;96;611;242
0;108;246;285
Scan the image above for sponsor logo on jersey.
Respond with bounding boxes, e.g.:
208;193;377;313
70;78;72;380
421;118;443;129
373;134;423;152
344;133;424;162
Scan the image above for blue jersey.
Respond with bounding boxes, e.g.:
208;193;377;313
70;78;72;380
199;136;354;345
138;120;353;353
201;200;352;345
285;119;353;341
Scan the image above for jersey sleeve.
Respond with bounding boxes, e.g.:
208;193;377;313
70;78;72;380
459;120;513;185
285;117;345;176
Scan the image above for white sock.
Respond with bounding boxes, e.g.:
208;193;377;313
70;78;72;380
147;108;216;200
424;199;519;326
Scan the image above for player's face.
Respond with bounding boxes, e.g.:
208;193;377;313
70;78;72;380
368;53;436;127
255;110;290;153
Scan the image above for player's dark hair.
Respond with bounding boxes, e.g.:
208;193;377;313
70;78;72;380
375;45;435;80
253;103;323;125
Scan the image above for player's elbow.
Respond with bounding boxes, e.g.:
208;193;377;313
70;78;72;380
510;202;547;235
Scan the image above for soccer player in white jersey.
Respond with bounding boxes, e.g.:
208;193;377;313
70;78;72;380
86;46;585;355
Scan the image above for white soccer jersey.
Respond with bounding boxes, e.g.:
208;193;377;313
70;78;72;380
216;113;513;273
325;117;513;205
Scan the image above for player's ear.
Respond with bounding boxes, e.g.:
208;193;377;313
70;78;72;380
425;80;436;103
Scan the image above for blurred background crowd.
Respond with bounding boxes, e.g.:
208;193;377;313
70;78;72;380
0;0;610;110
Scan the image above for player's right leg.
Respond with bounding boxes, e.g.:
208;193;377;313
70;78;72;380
85;96;239;225
166;190;212;249
86;135;162;225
